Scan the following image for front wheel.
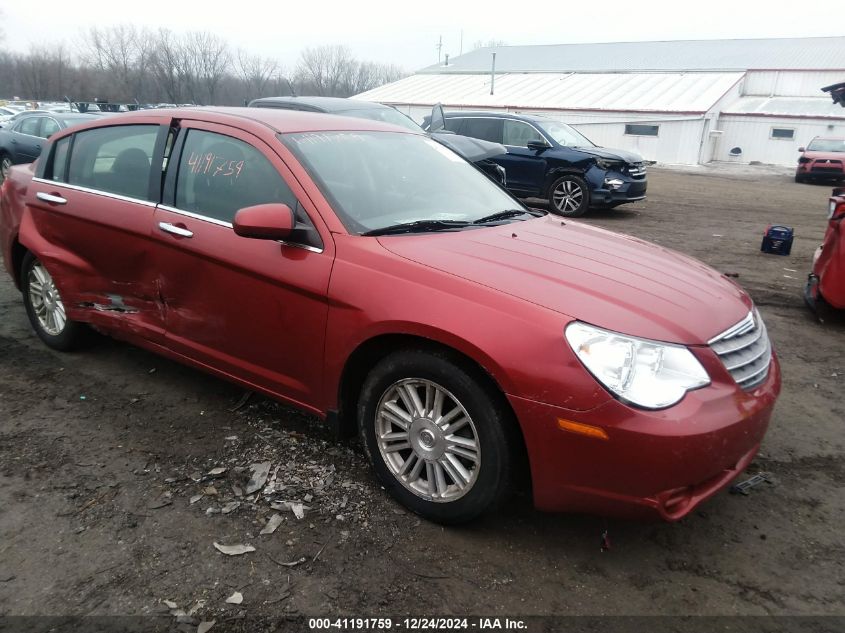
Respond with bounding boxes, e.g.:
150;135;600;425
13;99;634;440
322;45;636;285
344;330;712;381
0;153;12;183
548;175;590;217
358;349;515;524
21;252;88;351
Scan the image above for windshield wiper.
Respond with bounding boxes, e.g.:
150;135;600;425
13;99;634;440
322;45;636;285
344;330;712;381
472;209;543;224
362;219;472;237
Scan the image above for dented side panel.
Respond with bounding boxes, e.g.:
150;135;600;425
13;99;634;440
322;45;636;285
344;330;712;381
23;180;166;341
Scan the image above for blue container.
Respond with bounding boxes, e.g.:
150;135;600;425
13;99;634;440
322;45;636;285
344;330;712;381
760;225;794;256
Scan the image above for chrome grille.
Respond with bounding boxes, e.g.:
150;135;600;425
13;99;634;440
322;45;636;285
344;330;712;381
708;310;772;390
627;162;647;178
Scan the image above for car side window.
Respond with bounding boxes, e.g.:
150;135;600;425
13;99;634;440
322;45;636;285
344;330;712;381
67;125;159;201
443;118;464;134
503;120;545;147
17;117;41;137
47;136;71;182
175;129;298;224
460;118;503;143
42;118;61;139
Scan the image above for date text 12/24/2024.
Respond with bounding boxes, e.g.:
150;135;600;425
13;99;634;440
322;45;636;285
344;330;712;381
309;618;528;631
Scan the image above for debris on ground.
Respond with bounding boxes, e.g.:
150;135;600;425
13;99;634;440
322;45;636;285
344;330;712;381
213;542;255;556
221;501;240;514
206;467;227;477
225;591;243;605
197;622;215;633
271;501;307;520
245;461;272;495
730;472;775;495
260;514;283;535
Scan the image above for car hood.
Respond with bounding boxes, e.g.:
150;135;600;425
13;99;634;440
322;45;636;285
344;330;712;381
572;146;644;164
377;216;751;345
801;150;845;160
431;132;507;162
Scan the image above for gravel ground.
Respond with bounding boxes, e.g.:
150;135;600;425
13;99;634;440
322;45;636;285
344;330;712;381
0;166;843;629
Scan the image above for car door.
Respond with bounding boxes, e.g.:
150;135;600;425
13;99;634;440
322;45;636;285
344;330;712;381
11;116;45;163
495;119;550;197
153;121;334;409
27;119;170;342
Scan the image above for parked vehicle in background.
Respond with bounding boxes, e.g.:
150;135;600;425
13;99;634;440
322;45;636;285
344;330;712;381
795;137;845;183
249;97;508;186
0;113;101;182
423;111;647;217
0;107;780;524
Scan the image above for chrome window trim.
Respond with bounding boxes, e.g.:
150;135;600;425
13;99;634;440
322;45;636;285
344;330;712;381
157;204;324;253
31;177;157;207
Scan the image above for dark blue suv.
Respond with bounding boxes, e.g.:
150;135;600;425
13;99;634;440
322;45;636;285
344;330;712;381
424;111;647;216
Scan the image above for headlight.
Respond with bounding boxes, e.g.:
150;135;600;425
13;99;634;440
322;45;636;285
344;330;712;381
829;200;837;219
604;178;624;189
596;158;624;171
565;322;710;409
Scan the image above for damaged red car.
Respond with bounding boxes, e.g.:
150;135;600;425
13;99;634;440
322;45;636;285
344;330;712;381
0;108;781;523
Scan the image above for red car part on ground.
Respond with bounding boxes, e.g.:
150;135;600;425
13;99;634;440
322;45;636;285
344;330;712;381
0;108;781;523
808;190;845;309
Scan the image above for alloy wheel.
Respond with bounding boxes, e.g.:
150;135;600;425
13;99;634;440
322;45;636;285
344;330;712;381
28;261;67;336
0;156;11;181
552;179;584;214
375;378;481;502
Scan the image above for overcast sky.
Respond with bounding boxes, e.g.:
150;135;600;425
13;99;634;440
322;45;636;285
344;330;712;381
2;0;844;71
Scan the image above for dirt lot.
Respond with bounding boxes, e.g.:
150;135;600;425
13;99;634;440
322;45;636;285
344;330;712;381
1;166;843;629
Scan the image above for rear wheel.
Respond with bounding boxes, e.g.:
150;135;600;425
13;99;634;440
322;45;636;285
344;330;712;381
794;174;805;183
548;175;590;217
358;349;514;524
21;252;87;351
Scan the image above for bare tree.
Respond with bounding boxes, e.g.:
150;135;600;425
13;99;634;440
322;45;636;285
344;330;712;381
188;31;231;105
296;45;354;96
148;29;185;104
236;49;280;102
81;24;151;101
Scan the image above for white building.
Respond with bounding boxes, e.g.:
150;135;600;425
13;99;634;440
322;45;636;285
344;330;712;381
354;37;845;166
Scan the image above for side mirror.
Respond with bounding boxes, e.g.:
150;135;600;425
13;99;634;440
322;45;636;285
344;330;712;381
233;203;294;240
798;147;805;152
527;140;550;151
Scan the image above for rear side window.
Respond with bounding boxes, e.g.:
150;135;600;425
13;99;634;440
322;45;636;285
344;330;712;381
16;117;41;136
67;125;159;201
175;129;297;224
47;137;71;182
461;118;503;143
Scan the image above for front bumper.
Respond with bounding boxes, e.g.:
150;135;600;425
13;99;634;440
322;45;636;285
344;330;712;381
508;352;781;521
588;169;647;205
796;161;845;179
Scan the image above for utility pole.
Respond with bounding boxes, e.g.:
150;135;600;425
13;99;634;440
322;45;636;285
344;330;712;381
437;35;442;64
460;30;463;56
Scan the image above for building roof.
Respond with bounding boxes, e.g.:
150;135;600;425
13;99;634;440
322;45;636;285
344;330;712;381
355;72;745;114
722;96;845;120
419;37;845;74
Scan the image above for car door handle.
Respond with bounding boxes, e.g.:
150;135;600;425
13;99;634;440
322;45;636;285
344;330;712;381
36;192;67;205
158;222;193;238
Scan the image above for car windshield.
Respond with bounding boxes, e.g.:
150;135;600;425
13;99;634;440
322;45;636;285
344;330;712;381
807;139;845;152
536;120;596;148
284;131;524;234
337;107;422;132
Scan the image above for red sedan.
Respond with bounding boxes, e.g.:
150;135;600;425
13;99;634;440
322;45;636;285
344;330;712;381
0;108;780;523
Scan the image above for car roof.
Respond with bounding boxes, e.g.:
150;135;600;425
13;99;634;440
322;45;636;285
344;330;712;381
442;110;569;125
66;106;417;136
249;96;389;114
810;136;845;141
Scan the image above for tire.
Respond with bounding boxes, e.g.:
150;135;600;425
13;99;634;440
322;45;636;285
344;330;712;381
21;252;87;351
795;174;804;183
548;174;590;217
358;349;515;524
0;153;12;184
